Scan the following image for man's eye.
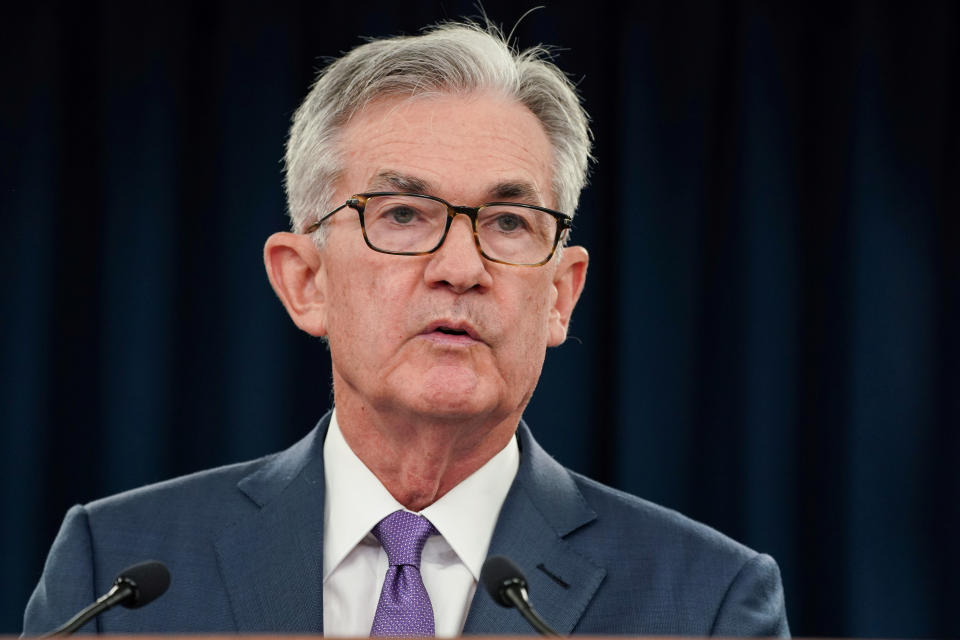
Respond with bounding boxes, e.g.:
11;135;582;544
494;213;527;232
385;206;418;224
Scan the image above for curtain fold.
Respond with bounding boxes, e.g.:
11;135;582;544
2;1;957;635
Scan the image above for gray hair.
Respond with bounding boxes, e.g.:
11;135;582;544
284;21;593;240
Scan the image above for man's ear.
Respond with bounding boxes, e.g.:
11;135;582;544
264;232;328;337
547;245;589;347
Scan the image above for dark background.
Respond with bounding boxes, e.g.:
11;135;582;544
2;0;958;636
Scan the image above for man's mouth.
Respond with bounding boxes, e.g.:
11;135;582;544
422;321;482;344
436;327;468;336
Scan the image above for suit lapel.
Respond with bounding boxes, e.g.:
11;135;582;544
210;415;603;634
464;422;606;635
213;415;331;633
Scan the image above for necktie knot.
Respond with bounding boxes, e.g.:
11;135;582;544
372;510;437;567
370;510;438;636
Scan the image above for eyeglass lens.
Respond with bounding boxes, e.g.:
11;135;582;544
361;194;558;265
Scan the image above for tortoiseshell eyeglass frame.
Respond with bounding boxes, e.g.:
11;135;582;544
303;192;572;267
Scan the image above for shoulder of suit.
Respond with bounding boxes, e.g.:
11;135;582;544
81;421;326;526
562;468;760;563
81;452;281;528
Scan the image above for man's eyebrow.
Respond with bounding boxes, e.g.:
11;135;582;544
489;181;542;203
368;171;432;194
367;172;544;205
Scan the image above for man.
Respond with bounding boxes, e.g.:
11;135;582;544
24;22;789;637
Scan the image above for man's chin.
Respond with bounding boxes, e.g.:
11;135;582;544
398;365;500;420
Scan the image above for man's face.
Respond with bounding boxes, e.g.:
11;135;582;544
314;92;585;424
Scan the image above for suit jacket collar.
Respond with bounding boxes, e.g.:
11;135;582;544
213;413;606;634
463;420;606;634
213;413;330;633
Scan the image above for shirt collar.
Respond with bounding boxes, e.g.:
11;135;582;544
421;433;518;580
322;408;520;582
323;410;402;581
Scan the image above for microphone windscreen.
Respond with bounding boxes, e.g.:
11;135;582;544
480;555;527;607
115;561;171;609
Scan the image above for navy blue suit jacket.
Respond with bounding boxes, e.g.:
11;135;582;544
24;414;789;636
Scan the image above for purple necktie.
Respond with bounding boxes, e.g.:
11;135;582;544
370;510;438;637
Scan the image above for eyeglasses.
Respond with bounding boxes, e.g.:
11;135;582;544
304;192;572;267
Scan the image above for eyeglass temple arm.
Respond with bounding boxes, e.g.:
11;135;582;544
303;200;357;235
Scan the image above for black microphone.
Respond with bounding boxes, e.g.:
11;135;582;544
480;555;559;636
43;560;171;636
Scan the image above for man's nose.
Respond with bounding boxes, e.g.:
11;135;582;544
423;214;492;293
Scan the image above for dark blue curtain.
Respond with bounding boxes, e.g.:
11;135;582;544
2;1;957;636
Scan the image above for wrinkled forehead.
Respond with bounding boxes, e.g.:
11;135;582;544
336;92;556;208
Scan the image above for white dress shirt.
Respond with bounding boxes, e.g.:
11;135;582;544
322;410;520;637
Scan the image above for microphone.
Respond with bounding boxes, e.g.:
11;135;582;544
480;555;559;636
44;560;171;636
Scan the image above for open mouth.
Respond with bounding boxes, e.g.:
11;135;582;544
423;321;481;343
435;327;469;336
